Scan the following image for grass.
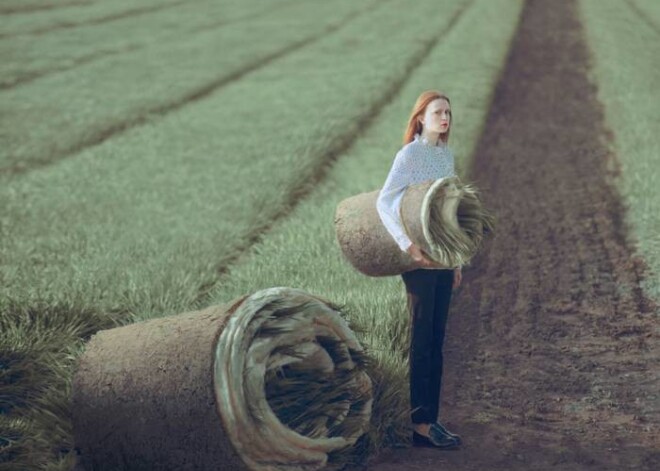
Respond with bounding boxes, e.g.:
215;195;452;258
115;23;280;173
0;0;469;319
0;0;524;468
0;0;303;88
0;0;183;34
578;0;660;301
0;0;378;170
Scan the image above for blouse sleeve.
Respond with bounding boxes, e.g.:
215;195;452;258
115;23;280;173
376;149;413;252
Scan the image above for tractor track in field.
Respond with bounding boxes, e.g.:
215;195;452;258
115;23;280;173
0;0;89;15
0;0;305;89
0;44;140;90
189;0;303;36
624;0;660;37
0;0;189;37
0;0;390;176
365;0;660;470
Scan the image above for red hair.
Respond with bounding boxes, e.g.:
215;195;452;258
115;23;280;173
403;90;452;145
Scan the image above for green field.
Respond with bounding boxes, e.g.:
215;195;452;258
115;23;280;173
4;0;659;469
1;0;473;316
1;0;385;170
579;0;660;299
0;0;305;88
0;0;182;31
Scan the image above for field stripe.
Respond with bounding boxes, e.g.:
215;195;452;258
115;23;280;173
0;0;91;15
0;0;306;89
25;0;190;36
183;0;303;37
0;0;189;35
579;0;660;302
0;43;140;90
0;0;190;37
625;0;660;36
0;0;388;175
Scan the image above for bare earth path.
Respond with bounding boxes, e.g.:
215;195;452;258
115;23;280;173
366;0;659;469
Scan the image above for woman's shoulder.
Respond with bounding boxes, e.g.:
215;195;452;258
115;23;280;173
395;140;418;160
401;139;419;152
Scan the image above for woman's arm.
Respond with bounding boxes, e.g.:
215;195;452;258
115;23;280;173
376;150;413;252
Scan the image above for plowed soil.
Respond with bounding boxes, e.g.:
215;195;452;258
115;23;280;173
366;0;660;469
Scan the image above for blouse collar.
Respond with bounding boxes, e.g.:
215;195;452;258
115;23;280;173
414;132;447;148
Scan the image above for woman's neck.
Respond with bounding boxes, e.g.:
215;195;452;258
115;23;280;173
418;130;446;147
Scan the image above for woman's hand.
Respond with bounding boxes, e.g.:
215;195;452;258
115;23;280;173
453;266;462;290
406;243;443;269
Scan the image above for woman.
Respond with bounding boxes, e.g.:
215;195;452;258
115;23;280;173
376;90;463;449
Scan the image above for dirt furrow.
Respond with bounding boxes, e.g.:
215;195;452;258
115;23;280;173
367;0;659;469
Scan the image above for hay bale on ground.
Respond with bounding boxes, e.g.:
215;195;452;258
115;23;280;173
334;176;495;277
72;287;373;471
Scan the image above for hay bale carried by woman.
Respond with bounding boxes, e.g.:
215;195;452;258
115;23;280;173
334;175;494;277
71;287;373;471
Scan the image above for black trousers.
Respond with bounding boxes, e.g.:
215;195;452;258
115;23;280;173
401;267;454;424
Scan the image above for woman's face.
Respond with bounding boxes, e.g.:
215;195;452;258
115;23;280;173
419;98;451;134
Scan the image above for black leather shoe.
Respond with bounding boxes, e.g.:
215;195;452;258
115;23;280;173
412;430;460;449
432;422;462;445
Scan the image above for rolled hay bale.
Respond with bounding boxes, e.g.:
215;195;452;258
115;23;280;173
334;176;495;277
71;287;374;471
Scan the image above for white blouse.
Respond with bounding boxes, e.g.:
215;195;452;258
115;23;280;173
376;132;456;252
